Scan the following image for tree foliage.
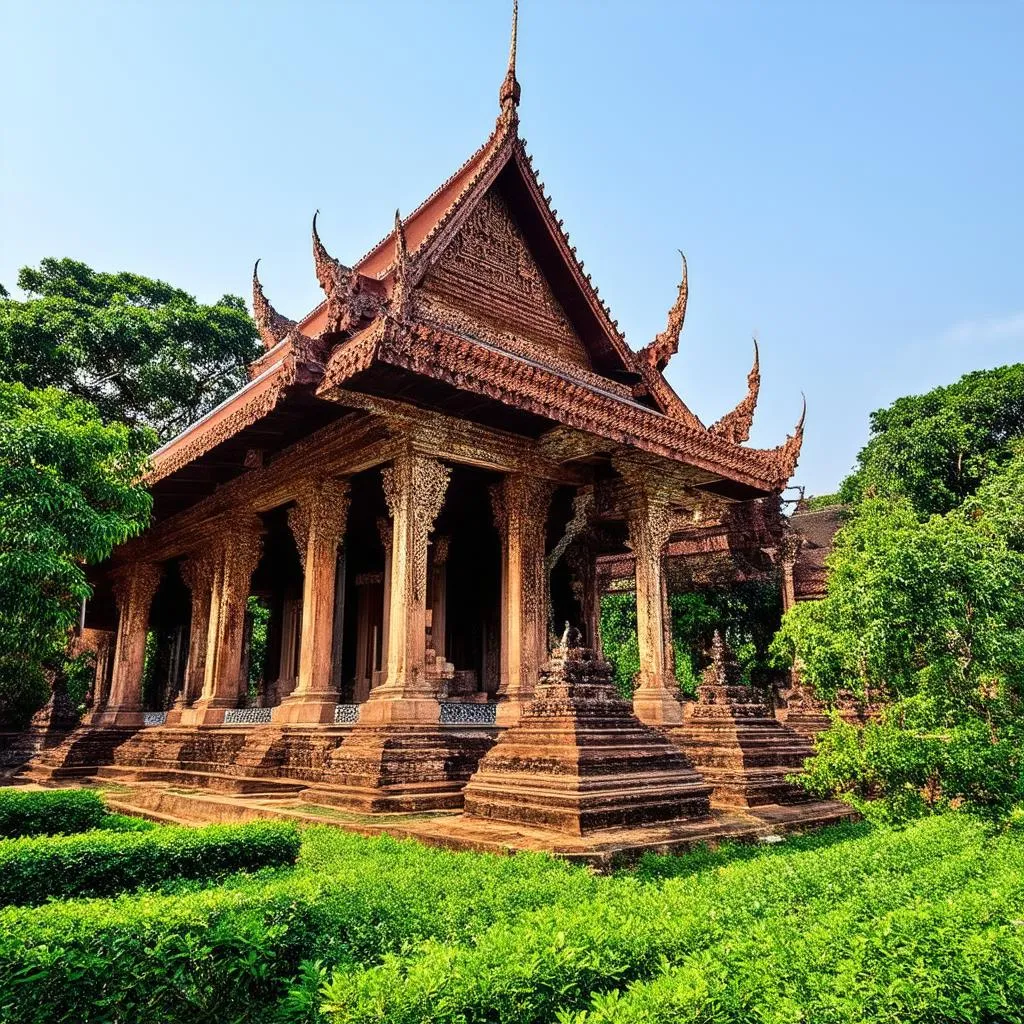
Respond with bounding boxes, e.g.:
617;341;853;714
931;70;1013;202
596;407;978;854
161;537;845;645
0;258;260;441
0;383;152;726
838;363;1024;516
776;364;1024;819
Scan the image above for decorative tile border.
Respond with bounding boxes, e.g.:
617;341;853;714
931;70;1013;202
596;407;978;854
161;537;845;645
142;711;168;727
224;706;274;725
334;703;360;725
439;702;498;726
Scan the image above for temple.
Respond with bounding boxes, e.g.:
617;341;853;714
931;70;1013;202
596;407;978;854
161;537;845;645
10;7;850;854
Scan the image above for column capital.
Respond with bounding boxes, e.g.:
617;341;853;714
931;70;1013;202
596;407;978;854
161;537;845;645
289;477;351;573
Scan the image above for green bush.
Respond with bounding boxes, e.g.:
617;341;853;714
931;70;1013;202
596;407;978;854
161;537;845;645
319;816;1003;1024
0;827;595;1024
0;787;107;837
0;820;300;906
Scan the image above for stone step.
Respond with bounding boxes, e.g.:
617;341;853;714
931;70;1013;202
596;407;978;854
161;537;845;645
92;764;308;796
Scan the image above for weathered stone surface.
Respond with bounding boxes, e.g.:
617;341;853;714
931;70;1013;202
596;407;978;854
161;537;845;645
667;633;814;808
463;633;711;834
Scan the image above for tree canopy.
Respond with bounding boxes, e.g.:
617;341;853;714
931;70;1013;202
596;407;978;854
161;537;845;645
0;258;261;442
838;363;1024;517
0;383;153;726
775;364;1024;819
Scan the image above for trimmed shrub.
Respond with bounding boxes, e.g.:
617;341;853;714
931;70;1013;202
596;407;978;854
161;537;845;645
0;828;595;1024
0;787;106;837
318;816;1006;1024
0;820;300;906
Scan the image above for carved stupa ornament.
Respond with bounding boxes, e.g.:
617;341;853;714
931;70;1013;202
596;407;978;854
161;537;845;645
709;338;761;444
638;251;688;373
251;260;297;351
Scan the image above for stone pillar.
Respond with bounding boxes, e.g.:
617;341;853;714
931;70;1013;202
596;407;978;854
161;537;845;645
90;562;162;727
376;516;393;681
359;451;450;724
274;478;351;723
490;474;554;726
188;520;263;725
620;468;682;725
430;535;450;660
178;551;217;704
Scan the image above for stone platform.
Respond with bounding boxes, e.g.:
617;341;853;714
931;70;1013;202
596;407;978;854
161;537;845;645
8;769;855;869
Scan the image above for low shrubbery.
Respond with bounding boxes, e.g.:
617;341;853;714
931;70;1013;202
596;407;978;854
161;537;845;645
0;827;596;1023
2;816;1021;1024
0;819;300;906
0;787;107;837
318;815;1014;1024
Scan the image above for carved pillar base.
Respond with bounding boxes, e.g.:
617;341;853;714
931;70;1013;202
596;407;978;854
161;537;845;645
179;697;234;726
631;686;685;726
162;690;189;727
87;706;145;728
272;693;339;725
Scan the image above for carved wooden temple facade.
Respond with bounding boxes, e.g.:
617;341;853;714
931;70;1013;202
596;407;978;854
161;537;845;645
19;11;844;842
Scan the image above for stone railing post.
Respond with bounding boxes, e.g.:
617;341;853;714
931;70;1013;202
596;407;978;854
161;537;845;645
490;473;554;725
273;477;351;723
359;450;450;723
90;562;162;727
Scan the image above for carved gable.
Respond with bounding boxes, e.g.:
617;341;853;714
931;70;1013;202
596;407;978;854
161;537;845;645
415;189;591;368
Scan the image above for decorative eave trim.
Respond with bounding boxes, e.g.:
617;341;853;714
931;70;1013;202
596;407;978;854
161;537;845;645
319;321;797;492
147;358;291;485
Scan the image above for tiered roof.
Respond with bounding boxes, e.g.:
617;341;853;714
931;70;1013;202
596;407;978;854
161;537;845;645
149;3;804;507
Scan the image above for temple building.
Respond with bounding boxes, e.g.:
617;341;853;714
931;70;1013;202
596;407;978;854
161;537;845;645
14;8;850;847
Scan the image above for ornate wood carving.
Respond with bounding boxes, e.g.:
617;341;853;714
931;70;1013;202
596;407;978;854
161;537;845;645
418;190;589;366
709;339;761;444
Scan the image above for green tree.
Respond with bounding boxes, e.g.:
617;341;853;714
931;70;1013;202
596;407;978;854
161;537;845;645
838;363;1024;516
0;384;153;726
0;258;261;441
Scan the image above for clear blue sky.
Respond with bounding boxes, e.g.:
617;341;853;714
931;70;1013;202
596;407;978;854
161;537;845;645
2;1;1022;496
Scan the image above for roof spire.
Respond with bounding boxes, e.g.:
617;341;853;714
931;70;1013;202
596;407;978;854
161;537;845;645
708;336;762;444
499;0;521;121
391;208;412;319
638;250;688;373
251;260;297;351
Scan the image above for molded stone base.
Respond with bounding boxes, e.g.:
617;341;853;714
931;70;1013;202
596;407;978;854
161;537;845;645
326;725;493;811
464;640;711;835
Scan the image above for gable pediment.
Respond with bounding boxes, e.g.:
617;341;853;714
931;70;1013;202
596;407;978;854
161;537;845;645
415;187;593;370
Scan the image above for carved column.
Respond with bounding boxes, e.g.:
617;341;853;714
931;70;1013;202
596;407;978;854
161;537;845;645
188;519;263;724
274;478;351;723
491;473;554;725
178;551;217;705
620;465;682;725
376;516;393;681
90;562;162;726
430;535;450;660
360;451;450;723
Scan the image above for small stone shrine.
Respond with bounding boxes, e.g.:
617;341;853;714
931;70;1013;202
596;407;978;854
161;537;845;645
668;632;814;807
462;628;712;834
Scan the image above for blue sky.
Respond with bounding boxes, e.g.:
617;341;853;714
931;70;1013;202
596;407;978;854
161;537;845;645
2;1;1021;496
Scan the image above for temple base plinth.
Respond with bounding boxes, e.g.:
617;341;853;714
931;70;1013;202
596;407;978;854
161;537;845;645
87;706;144;728
463;638;711;835
355;694;441;725
632;684;685;726
271;693;340;725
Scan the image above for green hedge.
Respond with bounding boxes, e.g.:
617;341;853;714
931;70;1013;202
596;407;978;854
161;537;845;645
0;828;595;1024
0;787;106;837
318;816;1013;1024
0;820;300;906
